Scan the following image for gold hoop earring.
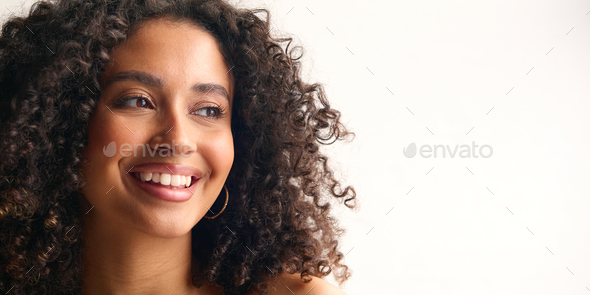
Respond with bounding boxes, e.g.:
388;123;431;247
204;185;229;219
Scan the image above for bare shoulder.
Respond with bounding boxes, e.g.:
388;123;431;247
246;272;347;295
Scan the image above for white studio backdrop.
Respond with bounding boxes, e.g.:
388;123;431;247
2;0;590;294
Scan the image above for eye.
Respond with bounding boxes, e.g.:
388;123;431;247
194;106;223;118
115;95;153;109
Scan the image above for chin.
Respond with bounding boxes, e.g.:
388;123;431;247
121;204;202;238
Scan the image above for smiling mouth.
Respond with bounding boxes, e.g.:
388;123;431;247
130;172;196;189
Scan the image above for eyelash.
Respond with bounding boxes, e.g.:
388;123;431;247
114;95;227;120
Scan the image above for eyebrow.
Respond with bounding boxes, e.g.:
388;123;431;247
103;70;231;102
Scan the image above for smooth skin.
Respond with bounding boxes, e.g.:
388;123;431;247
80;18;346;295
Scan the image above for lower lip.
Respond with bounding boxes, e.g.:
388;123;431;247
128;173;197;202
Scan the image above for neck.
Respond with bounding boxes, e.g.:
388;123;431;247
81;214;197;295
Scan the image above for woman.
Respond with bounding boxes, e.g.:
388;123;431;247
0;0;357;294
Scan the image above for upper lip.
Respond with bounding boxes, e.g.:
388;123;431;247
128;163;204;179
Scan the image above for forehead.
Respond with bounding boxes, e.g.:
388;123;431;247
100;18;234;100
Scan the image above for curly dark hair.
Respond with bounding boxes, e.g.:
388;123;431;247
0;0;358;294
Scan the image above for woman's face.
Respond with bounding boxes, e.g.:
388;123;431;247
81;18;234;237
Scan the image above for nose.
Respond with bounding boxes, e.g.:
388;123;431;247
147;106;197;158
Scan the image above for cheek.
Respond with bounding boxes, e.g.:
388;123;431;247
87;115;124;157
203;130;234;178
81;108;137;201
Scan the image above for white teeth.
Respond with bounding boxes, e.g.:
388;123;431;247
171;175;180;186
136;172;193;187
140;172;152;181
159;173;171;185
